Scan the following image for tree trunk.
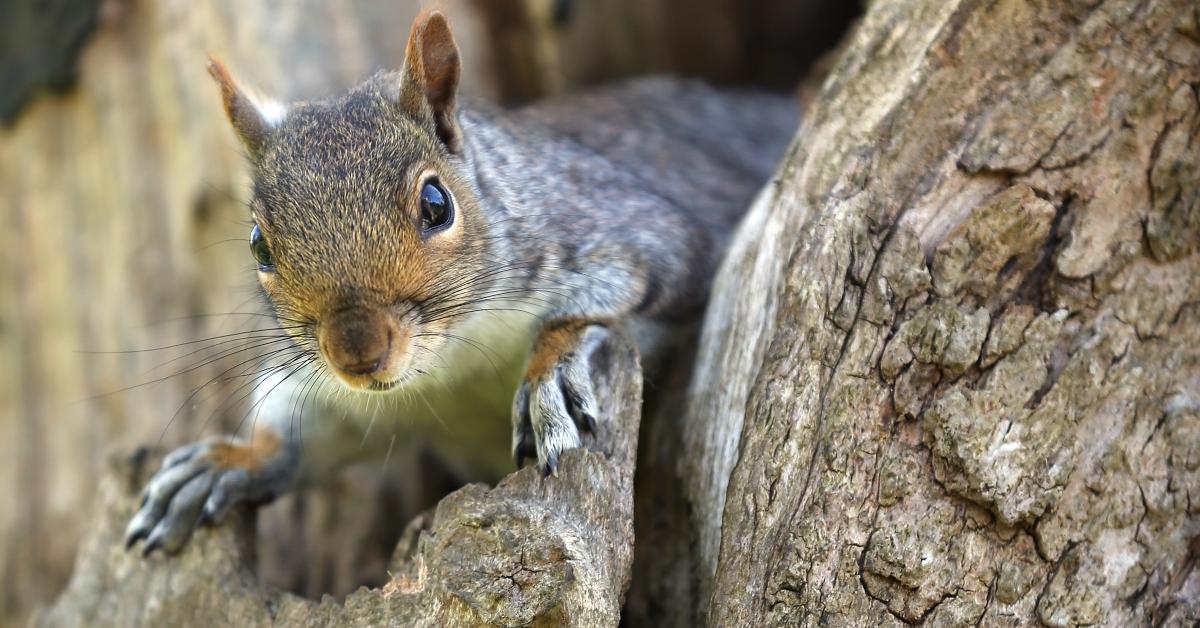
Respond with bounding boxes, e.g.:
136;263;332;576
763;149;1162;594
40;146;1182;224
679;0;1200;624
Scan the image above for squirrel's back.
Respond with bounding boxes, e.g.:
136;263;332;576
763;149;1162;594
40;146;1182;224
500;79;797;239
451;79;797;325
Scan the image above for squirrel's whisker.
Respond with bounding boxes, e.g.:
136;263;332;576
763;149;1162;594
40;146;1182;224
157;347;309;446
139;336;299;380
137;334;302;377
88;336;301;402
228;354;317;443
80;325;306;355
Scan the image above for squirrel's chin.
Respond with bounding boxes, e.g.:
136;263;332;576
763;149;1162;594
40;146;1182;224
366;379;401;392
326;369;405;393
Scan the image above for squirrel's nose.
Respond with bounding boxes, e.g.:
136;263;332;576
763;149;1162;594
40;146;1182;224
319;307;393;376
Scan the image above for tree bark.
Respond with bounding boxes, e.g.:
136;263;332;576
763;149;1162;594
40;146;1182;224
680;0;1200;625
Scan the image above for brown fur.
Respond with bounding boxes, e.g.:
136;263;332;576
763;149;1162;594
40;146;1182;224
214;14;491;389
402;10;462;153
524;319;590;380
204;428;281;471
207;57;273;155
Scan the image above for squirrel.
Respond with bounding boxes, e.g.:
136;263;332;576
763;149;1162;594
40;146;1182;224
124;10;796;555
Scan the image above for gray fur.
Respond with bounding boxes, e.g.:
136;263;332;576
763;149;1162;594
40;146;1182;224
513;324;608;473
125;434;300;554
128;43;796;554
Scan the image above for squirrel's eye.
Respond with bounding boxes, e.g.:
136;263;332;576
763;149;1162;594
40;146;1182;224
249;224;274;270
419;180;453;233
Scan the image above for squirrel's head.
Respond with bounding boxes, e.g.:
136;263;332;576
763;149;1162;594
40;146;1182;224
210;11;489;392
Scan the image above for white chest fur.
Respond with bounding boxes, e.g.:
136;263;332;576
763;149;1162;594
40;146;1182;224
251;307;540;480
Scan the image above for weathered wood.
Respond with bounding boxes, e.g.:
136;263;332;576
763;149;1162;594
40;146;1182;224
36;329;641;628
682;0;1200;624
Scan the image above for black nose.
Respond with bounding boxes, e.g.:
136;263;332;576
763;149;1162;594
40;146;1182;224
319;307;392;376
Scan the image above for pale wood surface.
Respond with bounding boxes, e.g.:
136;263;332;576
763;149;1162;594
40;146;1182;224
35;331;642;628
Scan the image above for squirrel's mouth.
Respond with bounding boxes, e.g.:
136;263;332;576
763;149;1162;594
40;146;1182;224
324;367;408;393
367;378;400;392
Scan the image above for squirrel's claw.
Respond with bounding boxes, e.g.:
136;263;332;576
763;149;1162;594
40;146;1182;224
141;470;213;556
511;384;538;467
512;324;606;475
124;436;297;556
124;452;209;552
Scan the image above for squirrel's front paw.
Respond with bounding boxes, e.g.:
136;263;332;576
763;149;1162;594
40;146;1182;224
124;431;298;555
513;323;607;474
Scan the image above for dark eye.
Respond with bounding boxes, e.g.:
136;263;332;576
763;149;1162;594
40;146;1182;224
249;224;274;270
420;179;453;233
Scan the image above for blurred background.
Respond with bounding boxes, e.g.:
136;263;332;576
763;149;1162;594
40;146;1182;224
0;0;858;623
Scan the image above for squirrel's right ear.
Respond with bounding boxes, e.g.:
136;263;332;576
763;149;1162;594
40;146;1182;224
207;57;286;158
400;10;463;154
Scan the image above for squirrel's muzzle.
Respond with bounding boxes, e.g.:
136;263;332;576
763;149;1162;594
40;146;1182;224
318;306;399;381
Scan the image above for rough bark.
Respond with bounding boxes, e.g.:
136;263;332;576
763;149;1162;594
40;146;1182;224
35;330;641;628
680;0;1200;625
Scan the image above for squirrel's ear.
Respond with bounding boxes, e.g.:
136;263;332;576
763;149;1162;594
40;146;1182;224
207;57;286;158
400;10;462;153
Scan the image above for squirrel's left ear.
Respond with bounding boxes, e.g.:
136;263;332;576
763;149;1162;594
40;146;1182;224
400;10;462;154
207;57;286;159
